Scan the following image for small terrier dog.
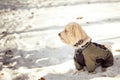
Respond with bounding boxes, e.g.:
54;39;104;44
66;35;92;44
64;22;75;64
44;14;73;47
58;22;113;73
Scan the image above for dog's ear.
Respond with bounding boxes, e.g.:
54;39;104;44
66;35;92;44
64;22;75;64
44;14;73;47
71;23;76;37
78;26;90;43
70;22;91;43
71;23;83;40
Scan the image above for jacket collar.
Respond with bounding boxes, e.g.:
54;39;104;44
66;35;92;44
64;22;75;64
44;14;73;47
74;40;83;47
74;39;92;49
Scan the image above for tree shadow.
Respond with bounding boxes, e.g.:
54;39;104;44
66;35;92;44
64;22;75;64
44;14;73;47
83;17;120;26
0;0;120;10
97;36;120;41
0;16;119;38
0;46;74;70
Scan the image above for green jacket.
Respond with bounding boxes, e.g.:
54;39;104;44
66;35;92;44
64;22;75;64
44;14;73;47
74;42;113;72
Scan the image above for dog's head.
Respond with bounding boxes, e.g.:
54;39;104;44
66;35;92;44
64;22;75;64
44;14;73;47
58;22;91;47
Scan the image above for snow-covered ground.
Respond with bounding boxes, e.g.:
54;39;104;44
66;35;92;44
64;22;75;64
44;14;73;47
0;0;120;80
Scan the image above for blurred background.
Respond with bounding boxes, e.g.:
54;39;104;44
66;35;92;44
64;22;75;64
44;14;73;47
0;0;120;80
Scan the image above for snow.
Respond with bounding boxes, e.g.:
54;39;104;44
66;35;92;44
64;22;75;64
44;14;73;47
0;0;120;80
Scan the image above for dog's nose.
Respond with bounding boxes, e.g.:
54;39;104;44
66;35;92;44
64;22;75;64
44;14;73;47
58;33;61;36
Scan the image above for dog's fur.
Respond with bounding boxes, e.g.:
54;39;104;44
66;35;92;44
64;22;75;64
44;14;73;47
58;22;113;73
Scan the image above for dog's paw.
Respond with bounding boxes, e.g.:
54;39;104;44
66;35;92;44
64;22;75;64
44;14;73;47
89;71;96;74
73;69;85;75
78;69;85;72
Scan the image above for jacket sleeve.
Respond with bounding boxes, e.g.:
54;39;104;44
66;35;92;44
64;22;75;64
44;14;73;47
84;56;96;72
73;55;83;70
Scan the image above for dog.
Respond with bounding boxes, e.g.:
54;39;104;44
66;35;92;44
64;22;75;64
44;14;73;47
58;22;113;73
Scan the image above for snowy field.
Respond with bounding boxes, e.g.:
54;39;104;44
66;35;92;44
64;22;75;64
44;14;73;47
0;0;120;80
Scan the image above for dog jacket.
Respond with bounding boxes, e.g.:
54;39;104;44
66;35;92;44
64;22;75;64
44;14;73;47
74;42;113;72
